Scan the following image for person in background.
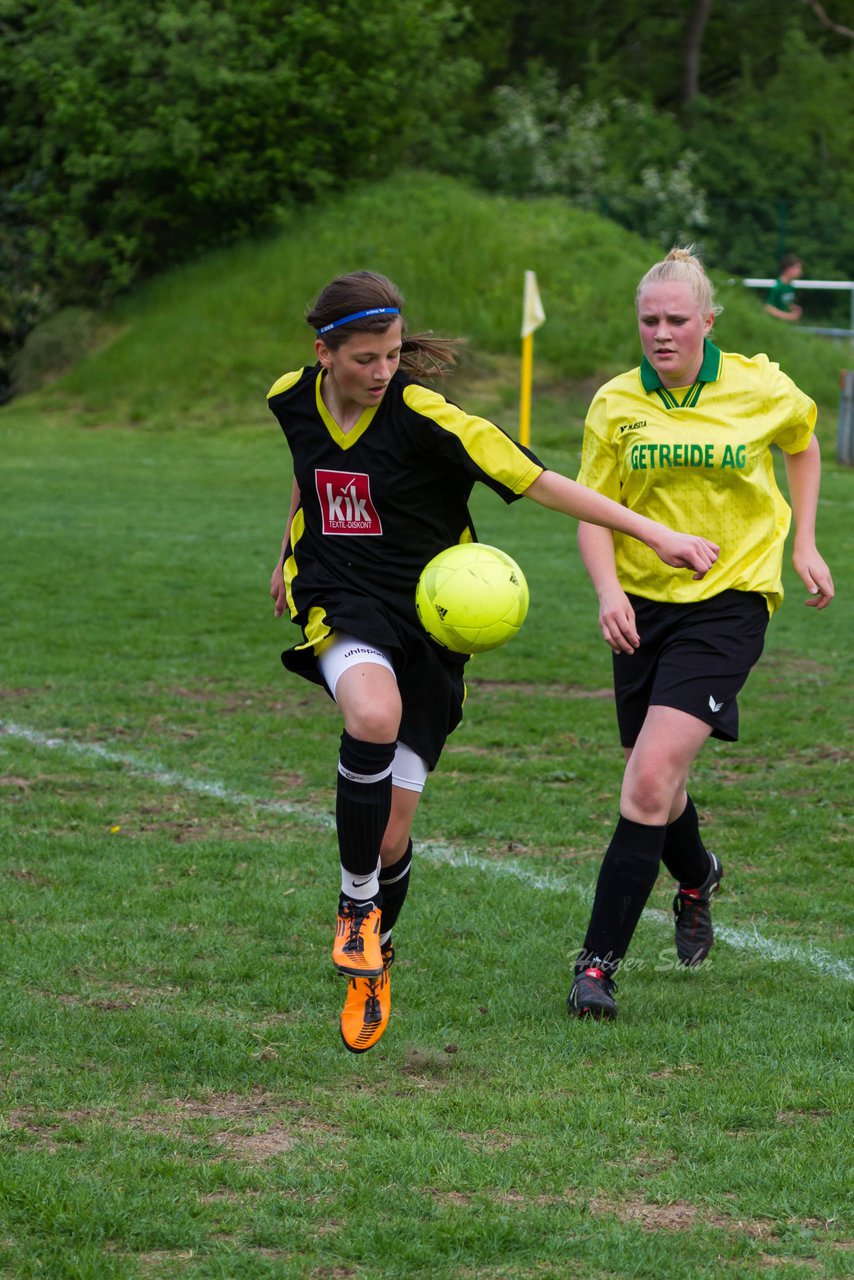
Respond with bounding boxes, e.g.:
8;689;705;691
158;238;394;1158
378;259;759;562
569;246;833;1022
765;254;803;322
267;270;720;1053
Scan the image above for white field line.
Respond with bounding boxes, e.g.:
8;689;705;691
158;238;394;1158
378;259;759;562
3;720;852;983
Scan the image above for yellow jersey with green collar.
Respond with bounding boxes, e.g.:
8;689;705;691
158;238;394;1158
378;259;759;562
577;340;816;613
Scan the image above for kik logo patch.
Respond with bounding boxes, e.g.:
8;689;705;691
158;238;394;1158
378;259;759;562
315;470;382;535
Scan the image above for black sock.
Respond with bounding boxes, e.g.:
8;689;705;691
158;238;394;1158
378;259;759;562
660;795;709;889
578;816;667;976
336;731;396;898
379;840;412;941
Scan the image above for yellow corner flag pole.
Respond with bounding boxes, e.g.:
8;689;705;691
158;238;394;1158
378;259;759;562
519;270;546;447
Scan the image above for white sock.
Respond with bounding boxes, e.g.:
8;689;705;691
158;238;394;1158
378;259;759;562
341;858;381;903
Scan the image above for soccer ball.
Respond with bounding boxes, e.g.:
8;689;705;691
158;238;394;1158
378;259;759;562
415;542;529;654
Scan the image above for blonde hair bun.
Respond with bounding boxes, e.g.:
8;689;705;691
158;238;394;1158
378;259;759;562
637;245;722;317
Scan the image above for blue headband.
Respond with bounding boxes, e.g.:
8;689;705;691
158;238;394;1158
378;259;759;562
316;307;400;336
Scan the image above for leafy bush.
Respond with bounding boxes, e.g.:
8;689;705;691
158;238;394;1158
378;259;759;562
473;65;709;247
9;307;101;397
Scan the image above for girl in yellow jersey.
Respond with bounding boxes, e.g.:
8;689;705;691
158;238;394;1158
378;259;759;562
267;270;720;1053
568;247;834;1021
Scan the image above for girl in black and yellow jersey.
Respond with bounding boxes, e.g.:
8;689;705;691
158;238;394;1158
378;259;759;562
268;270;719;1053
568;247;834;1022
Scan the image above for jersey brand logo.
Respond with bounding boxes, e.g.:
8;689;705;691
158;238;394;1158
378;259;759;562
708;695;724;713
315;469;382;535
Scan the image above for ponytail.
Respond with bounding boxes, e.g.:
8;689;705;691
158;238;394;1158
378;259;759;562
307;271;462;379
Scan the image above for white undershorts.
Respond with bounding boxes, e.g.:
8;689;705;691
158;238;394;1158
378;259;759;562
317;632;429;793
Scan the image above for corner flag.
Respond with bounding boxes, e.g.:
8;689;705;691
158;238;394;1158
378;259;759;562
519;271;545;447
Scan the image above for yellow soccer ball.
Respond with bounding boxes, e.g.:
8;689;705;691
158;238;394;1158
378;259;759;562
415;542;529;654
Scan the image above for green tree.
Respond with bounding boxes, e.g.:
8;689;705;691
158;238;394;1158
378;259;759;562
455;0;852;106
0;0;477;398
452;1;853;293
686;23;854;286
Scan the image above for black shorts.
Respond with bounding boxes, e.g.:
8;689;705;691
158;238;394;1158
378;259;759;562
282;592;467;771
613;590;769;747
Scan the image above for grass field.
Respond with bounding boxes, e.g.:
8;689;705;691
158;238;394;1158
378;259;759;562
1;178;852;1278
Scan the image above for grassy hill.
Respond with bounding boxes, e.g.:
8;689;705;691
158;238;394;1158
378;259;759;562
5;171;848;452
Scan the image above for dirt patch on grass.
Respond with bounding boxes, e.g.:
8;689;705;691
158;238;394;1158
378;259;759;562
398;1045;460;1089
132;1249;198;1272
760;653;834;679
80;788;306;843
130;806;288;842
421;1186;841;1245
1;770;104;804
134;1091;340;1162
164;685;221;704
4;766;300;843
0;775;32;791
785;744;853;765
214;1128;298;1159
756;1254;822;1271
5;865;53;886
775;1109;833;1124
458;1130;528;1153
587;1195;844;1243
467;679;612;700
6;1092;339;1165
424;1187;475;1207
197;1187;259;1204
127;1247;304;1277
30;981;182;1011
161;681;333;719
143;1090;288;1120
589;1195;700;1232
625;1150;680;1179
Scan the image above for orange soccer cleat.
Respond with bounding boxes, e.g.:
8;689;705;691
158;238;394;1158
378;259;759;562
340;944;395;1054
332;895;383;977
